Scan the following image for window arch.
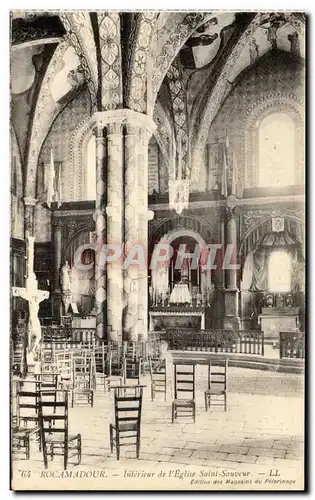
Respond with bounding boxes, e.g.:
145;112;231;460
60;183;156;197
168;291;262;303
244;94;304;189
268;250;291;292
85;134;96;200
258;112;295;187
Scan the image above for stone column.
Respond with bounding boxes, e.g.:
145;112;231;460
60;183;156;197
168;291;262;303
51;219;62;323
105;122;124;341
123;112;156;342
23;197;37;237
94;124;107;340
224;197;240;330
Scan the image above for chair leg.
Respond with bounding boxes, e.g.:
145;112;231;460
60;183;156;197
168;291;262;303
116;437;120;460
109;425;113;454
64;443;68;470
224;392;227;412
77;435;82;465
193;403;196;423
151;384;154;402
172;402;175;423
204;391;208;411
26;436;30;460
42;440;48;469
136;433;140;459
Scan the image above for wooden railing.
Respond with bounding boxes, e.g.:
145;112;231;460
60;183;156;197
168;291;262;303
279;331;305;359
41;327;264;356
149;329;264;356
42;327;96;343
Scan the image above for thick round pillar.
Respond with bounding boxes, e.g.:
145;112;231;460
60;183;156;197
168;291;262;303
23;197;37;237
225;208;238;289
51;219;62;322
94;124;107;340
106;122;124;341
123;113;156;342
224;202;240;330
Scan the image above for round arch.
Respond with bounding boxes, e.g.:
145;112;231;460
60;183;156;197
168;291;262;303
243;92;304;188
149;216;213;252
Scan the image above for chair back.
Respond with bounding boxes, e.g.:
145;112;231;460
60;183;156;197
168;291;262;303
123;358;142;385
208;359;228;391
113;385;143;433
73;353;94;389
108;350;123;377
38;390;69;445
149;357;166;378
15;381;40;427
94;344;108;374
174;363;196;400
55;352;74;382
35;373;59;391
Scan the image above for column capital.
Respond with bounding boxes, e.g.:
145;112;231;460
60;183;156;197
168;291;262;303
92;109;156;136
23;197;38;207
51;219;64;229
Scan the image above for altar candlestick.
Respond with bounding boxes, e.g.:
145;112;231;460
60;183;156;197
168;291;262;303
178;138;182;180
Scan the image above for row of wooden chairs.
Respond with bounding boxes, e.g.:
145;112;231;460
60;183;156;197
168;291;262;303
172;360;228;422
12;378;81;469
12;377;145;466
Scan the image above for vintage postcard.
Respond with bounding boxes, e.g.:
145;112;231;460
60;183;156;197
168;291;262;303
10;10;305;491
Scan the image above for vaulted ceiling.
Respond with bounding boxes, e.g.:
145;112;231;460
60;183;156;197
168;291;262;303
10;11;305;197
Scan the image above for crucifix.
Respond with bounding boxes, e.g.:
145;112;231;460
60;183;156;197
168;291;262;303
12;232;49;368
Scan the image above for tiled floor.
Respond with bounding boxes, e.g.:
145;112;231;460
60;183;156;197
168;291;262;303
12;366;304;490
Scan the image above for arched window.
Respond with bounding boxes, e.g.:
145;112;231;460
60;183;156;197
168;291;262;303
258;112;295;187
85;134;96;200
268;250;291;292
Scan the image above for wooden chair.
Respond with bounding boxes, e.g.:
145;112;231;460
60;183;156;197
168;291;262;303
72;355;94;407
55;352;74;392
149;357;167;401
204;359;228;411
123;357;143;385
12;381;41;459
172;364;196;423
109;385;144;460
106;350;124;391
38;390;81;470
93;344;109;392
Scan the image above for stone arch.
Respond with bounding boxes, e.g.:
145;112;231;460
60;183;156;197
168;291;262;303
24;40;69;199
239;212;305;258
59;12;98;109
149;215;213;252
161;228;206;248
243;92;304;188
150;12;216;112
68;116;95;201
190;13;265;186
126;12;159;114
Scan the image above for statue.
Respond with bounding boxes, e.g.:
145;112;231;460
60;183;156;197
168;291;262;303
28;295;42;358
60;261;72;314
12;232;49;367
60;261;71;292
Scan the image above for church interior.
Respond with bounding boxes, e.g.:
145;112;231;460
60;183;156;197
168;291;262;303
10;11;305;482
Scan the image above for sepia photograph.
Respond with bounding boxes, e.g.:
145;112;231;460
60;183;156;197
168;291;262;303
9;9;305;491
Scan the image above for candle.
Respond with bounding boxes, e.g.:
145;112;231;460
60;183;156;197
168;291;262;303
178;138;182;180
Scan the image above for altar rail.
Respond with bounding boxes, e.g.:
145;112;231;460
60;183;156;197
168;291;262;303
149;329;264;356
42;327;96;343
279;331;305;359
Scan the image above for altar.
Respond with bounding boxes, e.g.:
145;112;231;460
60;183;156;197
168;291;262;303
149;307;205;331
258;307;299;343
